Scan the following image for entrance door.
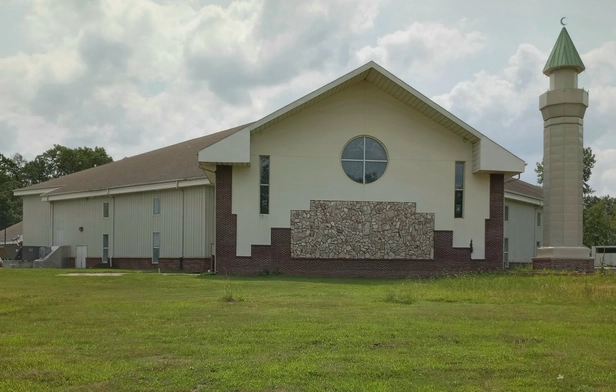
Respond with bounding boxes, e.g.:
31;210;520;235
75;246;87;268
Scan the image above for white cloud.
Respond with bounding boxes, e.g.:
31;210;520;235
591;148;616;196
432;43;546;126
0;0;386;160
355;21;486;73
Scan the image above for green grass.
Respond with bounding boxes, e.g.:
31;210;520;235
1;270;616;391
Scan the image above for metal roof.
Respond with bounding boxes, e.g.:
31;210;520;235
15;124;249;196
543;28;585;75
504;179;543;200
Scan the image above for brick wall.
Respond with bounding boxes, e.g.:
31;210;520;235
215;166;505;278
533;258;594;272
72;257;211;272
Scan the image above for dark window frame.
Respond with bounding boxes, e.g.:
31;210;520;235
454;162;465;218
102;234;109;263
504;238;509;263
260;156;270;215
152;232;160;264
341;136;388;184
153;198;161;216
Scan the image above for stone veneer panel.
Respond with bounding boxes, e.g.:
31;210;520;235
291;200;434;260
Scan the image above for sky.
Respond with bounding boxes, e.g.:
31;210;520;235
1;0;615;195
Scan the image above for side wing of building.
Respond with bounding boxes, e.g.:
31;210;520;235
504;181;543;266
21;185;215;271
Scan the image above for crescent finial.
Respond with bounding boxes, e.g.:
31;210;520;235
560;17;567;26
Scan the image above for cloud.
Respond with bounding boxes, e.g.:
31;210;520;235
591;148;616;196
355;21;486;74
1;0;385;160
432;43;546;126
431;40;616;195
185;0;384;103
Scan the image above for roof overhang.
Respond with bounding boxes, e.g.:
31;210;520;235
197;61;526;175
13;187;61;197
28;178;211;202
505;191;543;206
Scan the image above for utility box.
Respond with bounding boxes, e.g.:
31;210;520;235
21;246;50;261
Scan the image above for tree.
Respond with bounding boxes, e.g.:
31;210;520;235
0;154;23;230
0;146;113;229
21;145;113;186
535;146;596;202
583;197;616;247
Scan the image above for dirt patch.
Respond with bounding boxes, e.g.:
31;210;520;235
58;273;126;276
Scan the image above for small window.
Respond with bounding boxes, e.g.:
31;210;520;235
102;234;109;263
103;202;109;219
504;238;509;263
537;241;541;248
454;162;464;218
152;232;160;264
153;198;161;216
260;156;270;214
536;212;541;227
504;206;509;222
341;136;388;184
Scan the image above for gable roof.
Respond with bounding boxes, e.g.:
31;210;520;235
505;179;543;200
543;27;585;75
199;61;526;174
15;124;248;198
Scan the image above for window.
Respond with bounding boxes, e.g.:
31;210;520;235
260;156;270;214
341;136;388;184
536;212;541;227
454;162;464;218
102;234;109;263
537;241;541;248
504;238;509;263
153;198;161;216
152;232;160;264
504;206;509;222
103;202;109;218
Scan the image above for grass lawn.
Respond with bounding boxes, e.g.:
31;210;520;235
1;270;616;391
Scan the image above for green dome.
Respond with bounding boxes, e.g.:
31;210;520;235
543;28;585;75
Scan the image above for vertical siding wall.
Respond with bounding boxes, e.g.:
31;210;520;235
22;195;51;246
22;185;215;261
504;199;543;263
183;186;215;258
112;186;214;259
53;197;112;258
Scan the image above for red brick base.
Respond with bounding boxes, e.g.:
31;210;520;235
69;257;211;273
215;166;505;278
532;258;594;273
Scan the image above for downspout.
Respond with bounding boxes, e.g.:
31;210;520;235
110;194;115;268
50;200;54;247
533;207;537;257
177;181;185;270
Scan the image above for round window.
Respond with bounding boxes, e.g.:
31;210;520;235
341;136;388;184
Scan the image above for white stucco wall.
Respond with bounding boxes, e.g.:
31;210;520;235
232;81;491;258
504;199;543;263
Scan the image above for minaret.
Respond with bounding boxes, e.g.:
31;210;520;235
533;26;593;271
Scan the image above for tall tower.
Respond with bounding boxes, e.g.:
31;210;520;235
533;26;593;271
